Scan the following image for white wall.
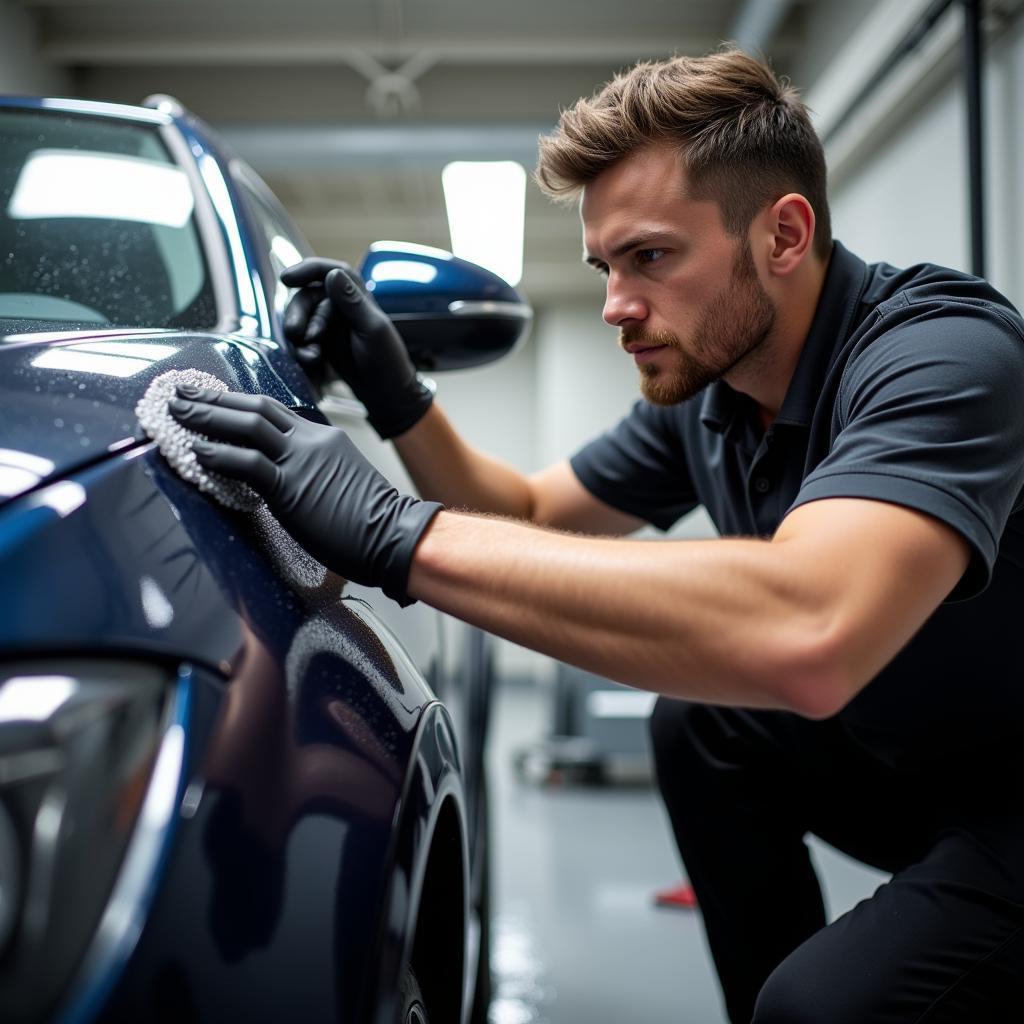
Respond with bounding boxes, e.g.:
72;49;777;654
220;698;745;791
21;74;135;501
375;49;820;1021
433;318;539;476
824;9;1024;305
0;0;69;95
830;85;967;273
533;304;639;466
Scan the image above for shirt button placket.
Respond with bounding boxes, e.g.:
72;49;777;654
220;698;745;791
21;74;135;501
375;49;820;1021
749;473;776;537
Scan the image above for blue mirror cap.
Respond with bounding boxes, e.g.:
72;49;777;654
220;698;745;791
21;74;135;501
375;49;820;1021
359;240;524;316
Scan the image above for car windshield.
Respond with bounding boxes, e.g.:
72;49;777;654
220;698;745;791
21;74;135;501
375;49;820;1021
0;108;218;332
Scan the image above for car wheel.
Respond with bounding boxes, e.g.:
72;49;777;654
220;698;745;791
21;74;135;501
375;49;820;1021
399;965;431;1024
468;776;492;1024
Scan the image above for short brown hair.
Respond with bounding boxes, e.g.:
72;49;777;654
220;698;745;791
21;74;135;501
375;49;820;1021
536;49;832;259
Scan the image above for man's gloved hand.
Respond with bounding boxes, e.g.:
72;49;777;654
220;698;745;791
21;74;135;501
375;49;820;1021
168;386;442;606
281;258;433;439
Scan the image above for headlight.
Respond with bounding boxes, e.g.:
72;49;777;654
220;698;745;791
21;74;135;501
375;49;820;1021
0;660;189;1024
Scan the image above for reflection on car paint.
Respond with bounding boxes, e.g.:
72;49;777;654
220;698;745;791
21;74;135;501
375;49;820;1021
0;329;312;507
53;671;192;1024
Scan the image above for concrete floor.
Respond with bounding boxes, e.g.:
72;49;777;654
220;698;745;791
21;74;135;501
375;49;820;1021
485;679;890;1024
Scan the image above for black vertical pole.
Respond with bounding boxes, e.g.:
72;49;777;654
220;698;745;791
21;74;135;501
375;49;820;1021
962;0;986;277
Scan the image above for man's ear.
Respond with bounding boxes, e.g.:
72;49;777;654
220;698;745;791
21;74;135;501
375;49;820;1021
763;193;815;277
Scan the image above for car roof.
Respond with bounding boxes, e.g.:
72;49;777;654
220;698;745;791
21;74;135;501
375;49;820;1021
0;95;172;127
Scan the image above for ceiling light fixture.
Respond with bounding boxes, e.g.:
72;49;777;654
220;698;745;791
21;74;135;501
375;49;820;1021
442;161;526;287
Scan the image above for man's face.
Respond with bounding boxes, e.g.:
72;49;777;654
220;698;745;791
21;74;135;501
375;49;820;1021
581;144;776;406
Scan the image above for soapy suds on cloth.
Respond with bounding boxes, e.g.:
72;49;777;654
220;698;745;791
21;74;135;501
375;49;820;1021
135;369;261;511
136;369;331;597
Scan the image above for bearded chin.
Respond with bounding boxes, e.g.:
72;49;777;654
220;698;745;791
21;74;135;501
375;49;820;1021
621;325;724;406
619;326;712;406
639;351;718;406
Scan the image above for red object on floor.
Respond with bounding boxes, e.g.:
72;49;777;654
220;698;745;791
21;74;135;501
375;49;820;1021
654;882;698;909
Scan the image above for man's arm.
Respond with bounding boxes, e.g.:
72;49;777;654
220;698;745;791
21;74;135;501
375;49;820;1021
393;402;645;534
170;388;970;715
408;496;970;718
170;389;970;711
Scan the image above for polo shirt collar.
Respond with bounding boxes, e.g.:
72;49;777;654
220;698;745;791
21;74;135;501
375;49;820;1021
700;241;868;435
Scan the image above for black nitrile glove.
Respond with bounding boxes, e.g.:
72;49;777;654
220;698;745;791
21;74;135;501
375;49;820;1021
168;386;442;606
281;257;433;439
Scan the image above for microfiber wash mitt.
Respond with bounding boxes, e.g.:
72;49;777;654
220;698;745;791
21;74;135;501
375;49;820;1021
136;369;331;598
135;369;262;511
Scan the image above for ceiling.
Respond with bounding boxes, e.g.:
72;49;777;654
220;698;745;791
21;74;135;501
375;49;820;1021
13;0;815;303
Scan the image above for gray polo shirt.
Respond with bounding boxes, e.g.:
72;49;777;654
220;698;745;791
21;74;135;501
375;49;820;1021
570;241;1024;766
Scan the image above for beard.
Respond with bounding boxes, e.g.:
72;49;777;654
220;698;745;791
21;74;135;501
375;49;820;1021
620;242;776;406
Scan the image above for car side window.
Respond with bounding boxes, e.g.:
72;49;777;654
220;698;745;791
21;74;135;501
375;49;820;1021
232;163;313;326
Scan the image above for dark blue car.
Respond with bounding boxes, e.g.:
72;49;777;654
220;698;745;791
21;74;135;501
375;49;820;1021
0;95;530;1024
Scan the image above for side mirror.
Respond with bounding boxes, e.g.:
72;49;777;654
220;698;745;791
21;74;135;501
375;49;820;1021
359;241;532;371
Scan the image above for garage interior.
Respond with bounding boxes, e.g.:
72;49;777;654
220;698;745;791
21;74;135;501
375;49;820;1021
3;0;1024;1020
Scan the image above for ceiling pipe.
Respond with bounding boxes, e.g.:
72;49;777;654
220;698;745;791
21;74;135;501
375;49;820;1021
962;0;985;277
822;0;956;145
221;123;549;173
821;0;987;278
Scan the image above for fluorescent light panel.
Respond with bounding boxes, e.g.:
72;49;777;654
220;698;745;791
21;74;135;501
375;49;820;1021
442;161;526;286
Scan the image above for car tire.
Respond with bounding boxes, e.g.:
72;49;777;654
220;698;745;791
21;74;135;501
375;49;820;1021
399;965;431;1024
468;776;492;1024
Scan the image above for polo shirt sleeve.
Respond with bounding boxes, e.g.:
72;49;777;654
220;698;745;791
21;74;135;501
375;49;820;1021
569;399;700;531
789;305;1024;598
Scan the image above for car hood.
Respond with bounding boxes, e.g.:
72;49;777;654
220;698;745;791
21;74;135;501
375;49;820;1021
0;321;315;506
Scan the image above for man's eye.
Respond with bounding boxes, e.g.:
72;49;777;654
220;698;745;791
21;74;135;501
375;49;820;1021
636;248;666;265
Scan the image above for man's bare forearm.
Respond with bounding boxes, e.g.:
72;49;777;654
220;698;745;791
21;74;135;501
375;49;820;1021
406;509;839;713
393;404;535;517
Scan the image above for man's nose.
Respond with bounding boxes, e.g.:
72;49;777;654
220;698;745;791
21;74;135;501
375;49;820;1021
602;276;646;327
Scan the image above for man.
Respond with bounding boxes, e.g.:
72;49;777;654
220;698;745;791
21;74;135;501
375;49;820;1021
170;50;1024;1022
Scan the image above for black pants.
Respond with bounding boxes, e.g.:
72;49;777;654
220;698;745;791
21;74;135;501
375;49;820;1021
649;698;1024;1023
